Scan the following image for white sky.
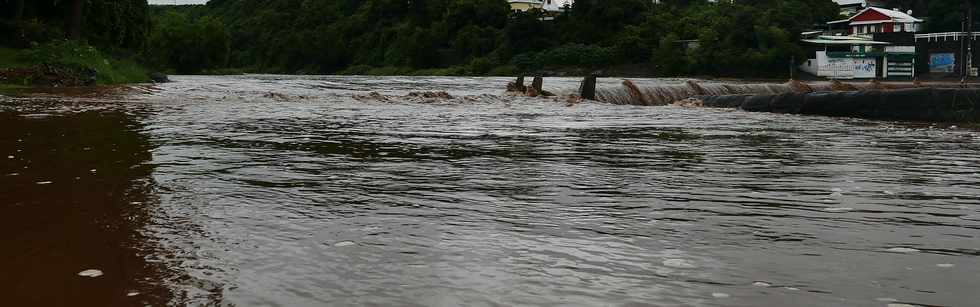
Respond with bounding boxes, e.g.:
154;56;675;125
148;0;209;5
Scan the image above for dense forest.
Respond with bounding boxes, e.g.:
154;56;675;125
1;0;980;82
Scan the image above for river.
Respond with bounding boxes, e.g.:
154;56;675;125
2;75;979;306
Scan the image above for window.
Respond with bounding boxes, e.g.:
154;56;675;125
896;24;903;32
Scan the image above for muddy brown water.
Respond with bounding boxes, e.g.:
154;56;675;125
1;75;979;306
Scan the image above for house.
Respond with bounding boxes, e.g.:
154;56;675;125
800;7;922;79
828;7;922;35
508;0;543;12
833;0;886;16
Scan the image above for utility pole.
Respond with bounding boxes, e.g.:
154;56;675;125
962;8;968;80
968;0;974;80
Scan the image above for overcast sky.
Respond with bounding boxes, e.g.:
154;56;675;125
148;0;209;5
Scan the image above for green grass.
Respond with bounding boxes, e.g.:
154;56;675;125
28;41;149;84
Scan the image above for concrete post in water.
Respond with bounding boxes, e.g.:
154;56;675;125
580;76;597;100
531;77;543;93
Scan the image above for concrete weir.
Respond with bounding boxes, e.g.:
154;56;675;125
578;78;980;123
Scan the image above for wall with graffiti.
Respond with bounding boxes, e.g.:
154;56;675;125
929;53;955;73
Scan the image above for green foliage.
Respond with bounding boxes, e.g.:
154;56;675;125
538;44;614;67
145;10;230;74
27;40;148;84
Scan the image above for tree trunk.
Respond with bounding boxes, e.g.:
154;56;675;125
13;0;25;20
68;0;84;40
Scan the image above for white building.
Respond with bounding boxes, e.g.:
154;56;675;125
542;0;573;12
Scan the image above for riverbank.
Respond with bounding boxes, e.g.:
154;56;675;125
0;41;151;90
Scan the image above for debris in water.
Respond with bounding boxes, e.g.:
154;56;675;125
672;97;704;107
334;241;356;247
752;281;772;287
662;258;697;269
407;91;453;100
126;291;140;297
936;263;955;268
36;181;52;185
784;287;800;291
884;247;920;254
6;155;13;159
78;269;103;277
711;292;731;298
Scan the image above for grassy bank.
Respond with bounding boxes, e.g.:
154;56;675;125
0;41;150;88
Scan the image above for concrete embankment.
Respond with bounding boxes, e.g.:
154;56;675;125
699;88;980;122
556;77;980;123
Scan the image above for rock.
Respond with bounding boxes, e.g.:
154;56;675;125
84;68;98;86
150;72;170;83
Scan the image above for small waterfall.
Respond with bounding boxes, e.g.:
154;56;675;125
591;79;980;106
597;80;798;105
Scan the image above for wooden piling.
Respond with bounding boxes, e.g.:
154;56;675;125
516;76;526;92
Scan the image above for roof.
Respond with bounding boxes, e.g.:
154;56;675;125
802;35;890;45
833;0;885;7
847;7;922;23
802;39;890;45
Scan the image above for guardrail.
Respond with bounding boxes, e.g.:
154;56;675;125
914;32;980;41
